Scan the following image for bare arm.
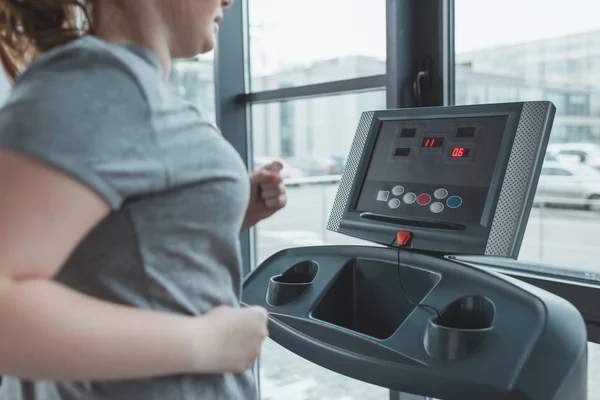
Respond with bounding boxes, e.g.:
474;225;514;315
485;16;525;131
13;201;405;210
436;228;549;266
0;150;217;380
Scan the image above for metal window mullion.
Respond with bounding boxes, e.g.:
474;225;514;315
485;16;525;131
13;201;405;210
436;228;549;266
215;0;255;275
240;74;386;104
386;0;451;109
387;0;450;398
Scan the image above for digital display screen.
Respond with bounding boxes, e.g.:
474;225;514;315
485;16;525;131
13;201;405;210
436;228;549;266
422;137;444;148
456;127;476;138
394;148;411;156
400;128;417;138
451;147;471;158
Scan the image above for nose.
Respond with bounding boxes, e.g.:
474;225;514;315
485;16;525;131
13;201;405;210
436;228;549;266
222;0;233;8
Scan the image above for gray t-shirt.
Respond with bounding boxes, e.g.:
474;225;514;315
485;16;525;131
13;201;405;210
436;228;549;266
0;36;256;400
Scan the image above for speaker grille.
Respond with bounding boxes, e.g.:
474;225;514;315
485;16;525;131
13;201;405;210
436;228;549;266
327;111;375;232
485;102;550;257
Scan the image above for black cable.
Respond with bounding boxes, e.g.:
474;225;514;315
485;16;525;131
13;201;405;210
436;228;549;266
392;238;441;319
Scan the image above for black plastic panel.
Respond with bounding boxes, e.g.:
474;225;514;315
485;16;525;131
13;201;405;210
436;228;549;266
243;245;587;400
327;102;556;258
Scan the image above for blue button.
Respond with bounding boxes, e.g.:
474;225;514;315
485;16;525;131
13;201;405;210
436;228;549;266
447;196;463;209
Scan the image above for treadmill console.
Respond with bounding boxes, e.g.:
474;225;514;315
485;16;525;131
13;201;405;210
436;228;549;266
243;102;588;400
328;102;555;258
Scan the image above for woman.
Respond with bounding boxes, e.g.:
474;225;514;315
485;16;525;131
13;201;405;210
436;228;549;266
0;0;287;399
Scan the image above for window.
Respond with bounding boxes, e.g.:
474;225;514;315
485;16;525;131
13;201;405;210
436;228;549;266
248;0;386;90
279;101;295;157
252;91;387;399
218;0;600;398
456;0;600;271
541;168;573;177
456;1;600;397
169;54;216;123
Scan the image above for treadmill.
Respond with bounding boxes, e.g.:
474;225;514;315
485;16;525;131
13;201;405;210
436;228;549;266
243;101;587;400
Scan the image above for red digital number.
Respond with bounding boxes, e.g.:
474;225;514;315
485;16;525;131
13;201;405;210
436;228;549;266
452;148;465;157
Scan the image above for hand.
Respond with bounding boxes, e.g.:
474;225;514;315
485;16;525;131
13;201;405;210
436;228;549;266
242;160;288;230
198;306;269;373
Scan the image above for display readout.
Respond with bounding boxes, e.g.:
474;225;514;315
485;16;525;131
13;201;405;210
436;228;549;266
394;148;411;156
421;137;444;148
456;127;476;138
451;147;471;158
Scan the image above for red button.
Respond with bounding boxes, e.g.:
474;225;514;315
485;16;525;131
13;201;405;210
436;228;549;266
417;194;431;205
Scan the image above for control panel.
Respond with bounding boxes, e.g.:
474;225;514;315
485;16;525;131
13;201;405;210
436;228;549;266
328;102;556;258
356;115;507;227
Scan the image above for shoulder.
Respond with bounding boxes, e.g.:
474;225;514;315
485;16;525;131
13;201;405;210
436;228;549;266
0;37;169;209
10;36;154;113
0;36;160;150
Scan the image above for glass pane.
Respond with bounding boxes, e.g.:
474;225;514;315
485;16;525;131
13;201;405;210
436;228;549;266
252;91;388;399
455;0;600;279
252;90;386;262
248;0;386;90
169;53;216;123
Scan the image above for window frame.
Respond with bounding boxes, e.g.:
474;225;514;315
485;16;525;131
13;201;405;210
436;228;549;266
215;1;600;399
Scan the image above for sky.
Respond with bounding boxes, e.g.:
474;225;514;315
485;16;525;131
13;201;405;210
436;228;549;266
246;0;600;73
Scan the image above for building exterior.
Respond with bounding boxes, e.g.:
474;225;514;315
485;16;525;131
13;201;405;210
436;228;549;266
456;30;600;144
0;31;599;158
250;56;387;160
168;30;600;163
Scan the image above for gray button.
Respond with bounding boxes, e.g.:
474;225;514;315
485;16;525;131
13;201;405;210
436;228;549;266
403;193;417;204
430;202;444;214
388;198;401;209
377;191;390;202
392;185;405;196
434;188;448;200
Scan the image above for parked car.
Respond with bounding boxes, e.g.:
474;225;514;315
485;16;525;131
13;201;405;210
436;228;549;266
546;143;600;170
535;161;600;211
253;156;304;182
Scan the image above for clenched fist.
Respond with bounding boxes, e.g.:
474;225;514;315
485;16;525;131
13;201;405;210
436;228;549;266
194;305;269;373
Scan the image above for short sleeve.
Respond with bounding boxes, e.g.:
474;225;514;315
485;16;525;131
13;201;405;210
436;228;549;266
0;40;167;209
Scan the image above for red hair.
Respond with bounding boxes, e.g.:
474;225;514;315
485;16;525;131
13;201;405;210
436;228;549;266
0;0;92;80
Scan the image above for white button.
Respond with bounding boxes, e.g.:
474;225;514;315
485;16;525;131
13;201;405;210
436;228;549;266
392;185;405;196
388;198;401;209
430;202;444;214
434;188;448;200
403;193;417;204
377;191;390;201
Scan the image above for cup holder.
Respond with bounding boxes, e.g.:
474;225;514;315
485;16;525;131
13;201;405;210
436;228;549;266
424;295;495;361
266;261;318;307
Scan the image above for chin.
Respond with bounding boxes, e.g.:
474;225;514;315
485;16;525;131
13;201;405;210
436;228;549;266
199;40;216;54
204;33;217;52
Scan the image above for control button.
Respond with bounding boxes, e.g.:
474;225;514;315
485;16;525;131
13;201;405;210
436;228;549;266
388;198;401;209
377;191;390;202
417;193;431;206
434;188;448;200
430;202;444;214
403;193;417;204
447;196;463;209
392;185;405;196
